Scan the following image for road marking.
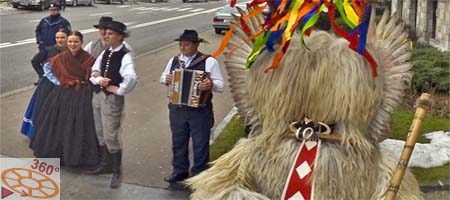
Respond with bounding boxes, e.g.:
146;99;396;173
0;42;12;46
177;7;192;11
165;7;179;11
140;7;156;11
89;12;112;16
190;8;204;12
129;7;221;29
16;39;35;43
80;28;98;34
138;11;153;14
116;5;130;8
0;7;221;49
28;20;40;23
130;7;146;10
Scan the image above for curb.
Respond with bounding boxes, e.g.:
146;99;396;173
420;180;450;193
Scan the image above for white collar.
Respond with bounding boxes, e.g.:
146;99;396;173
109;43;124;52
180;52;198;61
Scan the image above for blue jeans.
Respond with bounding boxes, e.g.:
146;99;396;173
168;103;213;176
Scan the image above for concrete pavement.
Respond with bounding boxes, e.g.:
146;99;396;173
0;30;233;199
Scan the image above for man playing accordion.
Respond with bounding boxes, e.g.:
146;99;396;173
160;29;224;183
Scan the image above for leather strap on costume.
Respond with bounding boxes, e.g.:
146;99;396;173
174;53;211;69
281;139;321;200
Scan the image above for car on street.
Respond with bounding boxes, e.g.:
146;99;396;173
212;4;247;34
183;0;207;2
93;0;123;4
65;0;93;6
11;0;58;10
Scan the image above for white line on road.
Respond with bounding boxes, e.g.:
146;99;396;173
165;7;180;11
176;7;192;11
80;28;98;34
138;11;153;14
129;7;146;10
116;5;130;8
190;8;205;12
0;7;221;49
140;7;156;11
16;39;35;43
0;42;12;46
28;20;40;23
89;12;112;16
129;7;221;29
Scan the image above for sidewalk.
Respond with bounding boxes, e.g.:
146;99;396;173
0;30;233;199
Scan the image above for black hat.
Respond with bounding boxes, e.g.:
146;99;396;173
104;21;129;38
49;4;60;10
93;16;113;29
175;29;205;43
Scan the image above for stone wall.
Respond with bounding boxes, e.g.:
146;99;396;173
392;0;449;51
433;0;450;50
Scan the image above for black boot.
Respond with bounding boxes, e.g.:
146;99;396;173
86;145;112;174
110;151;122;189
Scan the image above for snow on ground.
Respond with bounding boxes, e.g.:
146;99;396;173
381;131;450;168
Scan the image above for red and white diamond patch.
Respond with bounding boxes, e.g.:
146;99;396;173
281;140;321;200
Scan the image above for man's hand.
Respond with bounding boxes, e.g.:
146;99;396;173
165;74;172;86
100;77;111;87
105;85;119;94
198;78;212;91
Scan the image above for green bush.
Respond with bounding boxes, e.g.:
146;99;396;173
410;44;450;93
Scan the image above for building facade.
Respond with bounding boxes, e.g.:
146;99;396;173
392;0;450;50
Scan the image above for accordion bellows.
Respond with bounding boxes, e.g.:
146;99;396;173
169;69;210;108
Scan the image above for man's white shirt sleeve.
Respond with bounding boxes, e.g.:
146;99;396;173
160;58;174;85
117;52;137;95
83;41;93;54
205;57;224;93
89;50;104;85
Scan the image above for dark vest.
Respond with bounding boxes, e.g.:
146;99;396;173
94;46;130;95
170;52;213;106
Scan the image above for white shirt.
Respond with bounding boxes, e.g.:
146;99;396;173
160;53;225;93
89;43;137;96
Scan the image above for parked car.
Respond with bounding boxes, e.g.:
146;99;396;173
183;0;207;2
65;0;92;6
212;4;246;34
11;0;58;10
94;0;123;4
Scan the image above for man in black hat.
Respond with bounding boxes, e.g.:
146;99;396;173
35;4;71;51
160;29;224;183
88;21;137;189
84;16;133;58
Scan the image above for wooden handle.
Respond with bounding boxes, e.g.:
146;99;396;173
385;93;432;200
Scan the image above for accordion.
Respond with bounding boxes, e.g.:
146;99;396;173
169;69;211;108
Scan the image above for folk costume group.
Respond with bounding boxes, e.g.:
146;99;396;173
22;16;137;188
22;13;224;188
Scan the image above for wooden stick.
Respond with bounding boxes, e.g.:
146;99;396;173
385;93;432;200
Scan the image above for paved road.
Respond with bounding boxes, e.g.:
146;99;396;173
0;0;225;94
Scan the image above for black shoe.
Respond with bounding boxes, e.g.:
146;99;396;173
164;173;189;183
86;145;112;174
110;151;122;189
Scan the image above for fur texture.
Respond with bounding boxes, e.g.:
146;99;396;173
187;9;422;200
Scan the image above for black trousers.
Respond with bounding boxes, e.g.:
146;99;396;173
168;103;213;176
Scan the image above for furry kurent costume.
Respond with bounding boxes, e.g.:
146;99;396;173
187;1;423;200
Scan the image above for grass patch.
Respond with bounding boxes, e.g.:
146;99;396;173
390;109;450;143
211;109;450;183
209;115;246;161
411;164;450;183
